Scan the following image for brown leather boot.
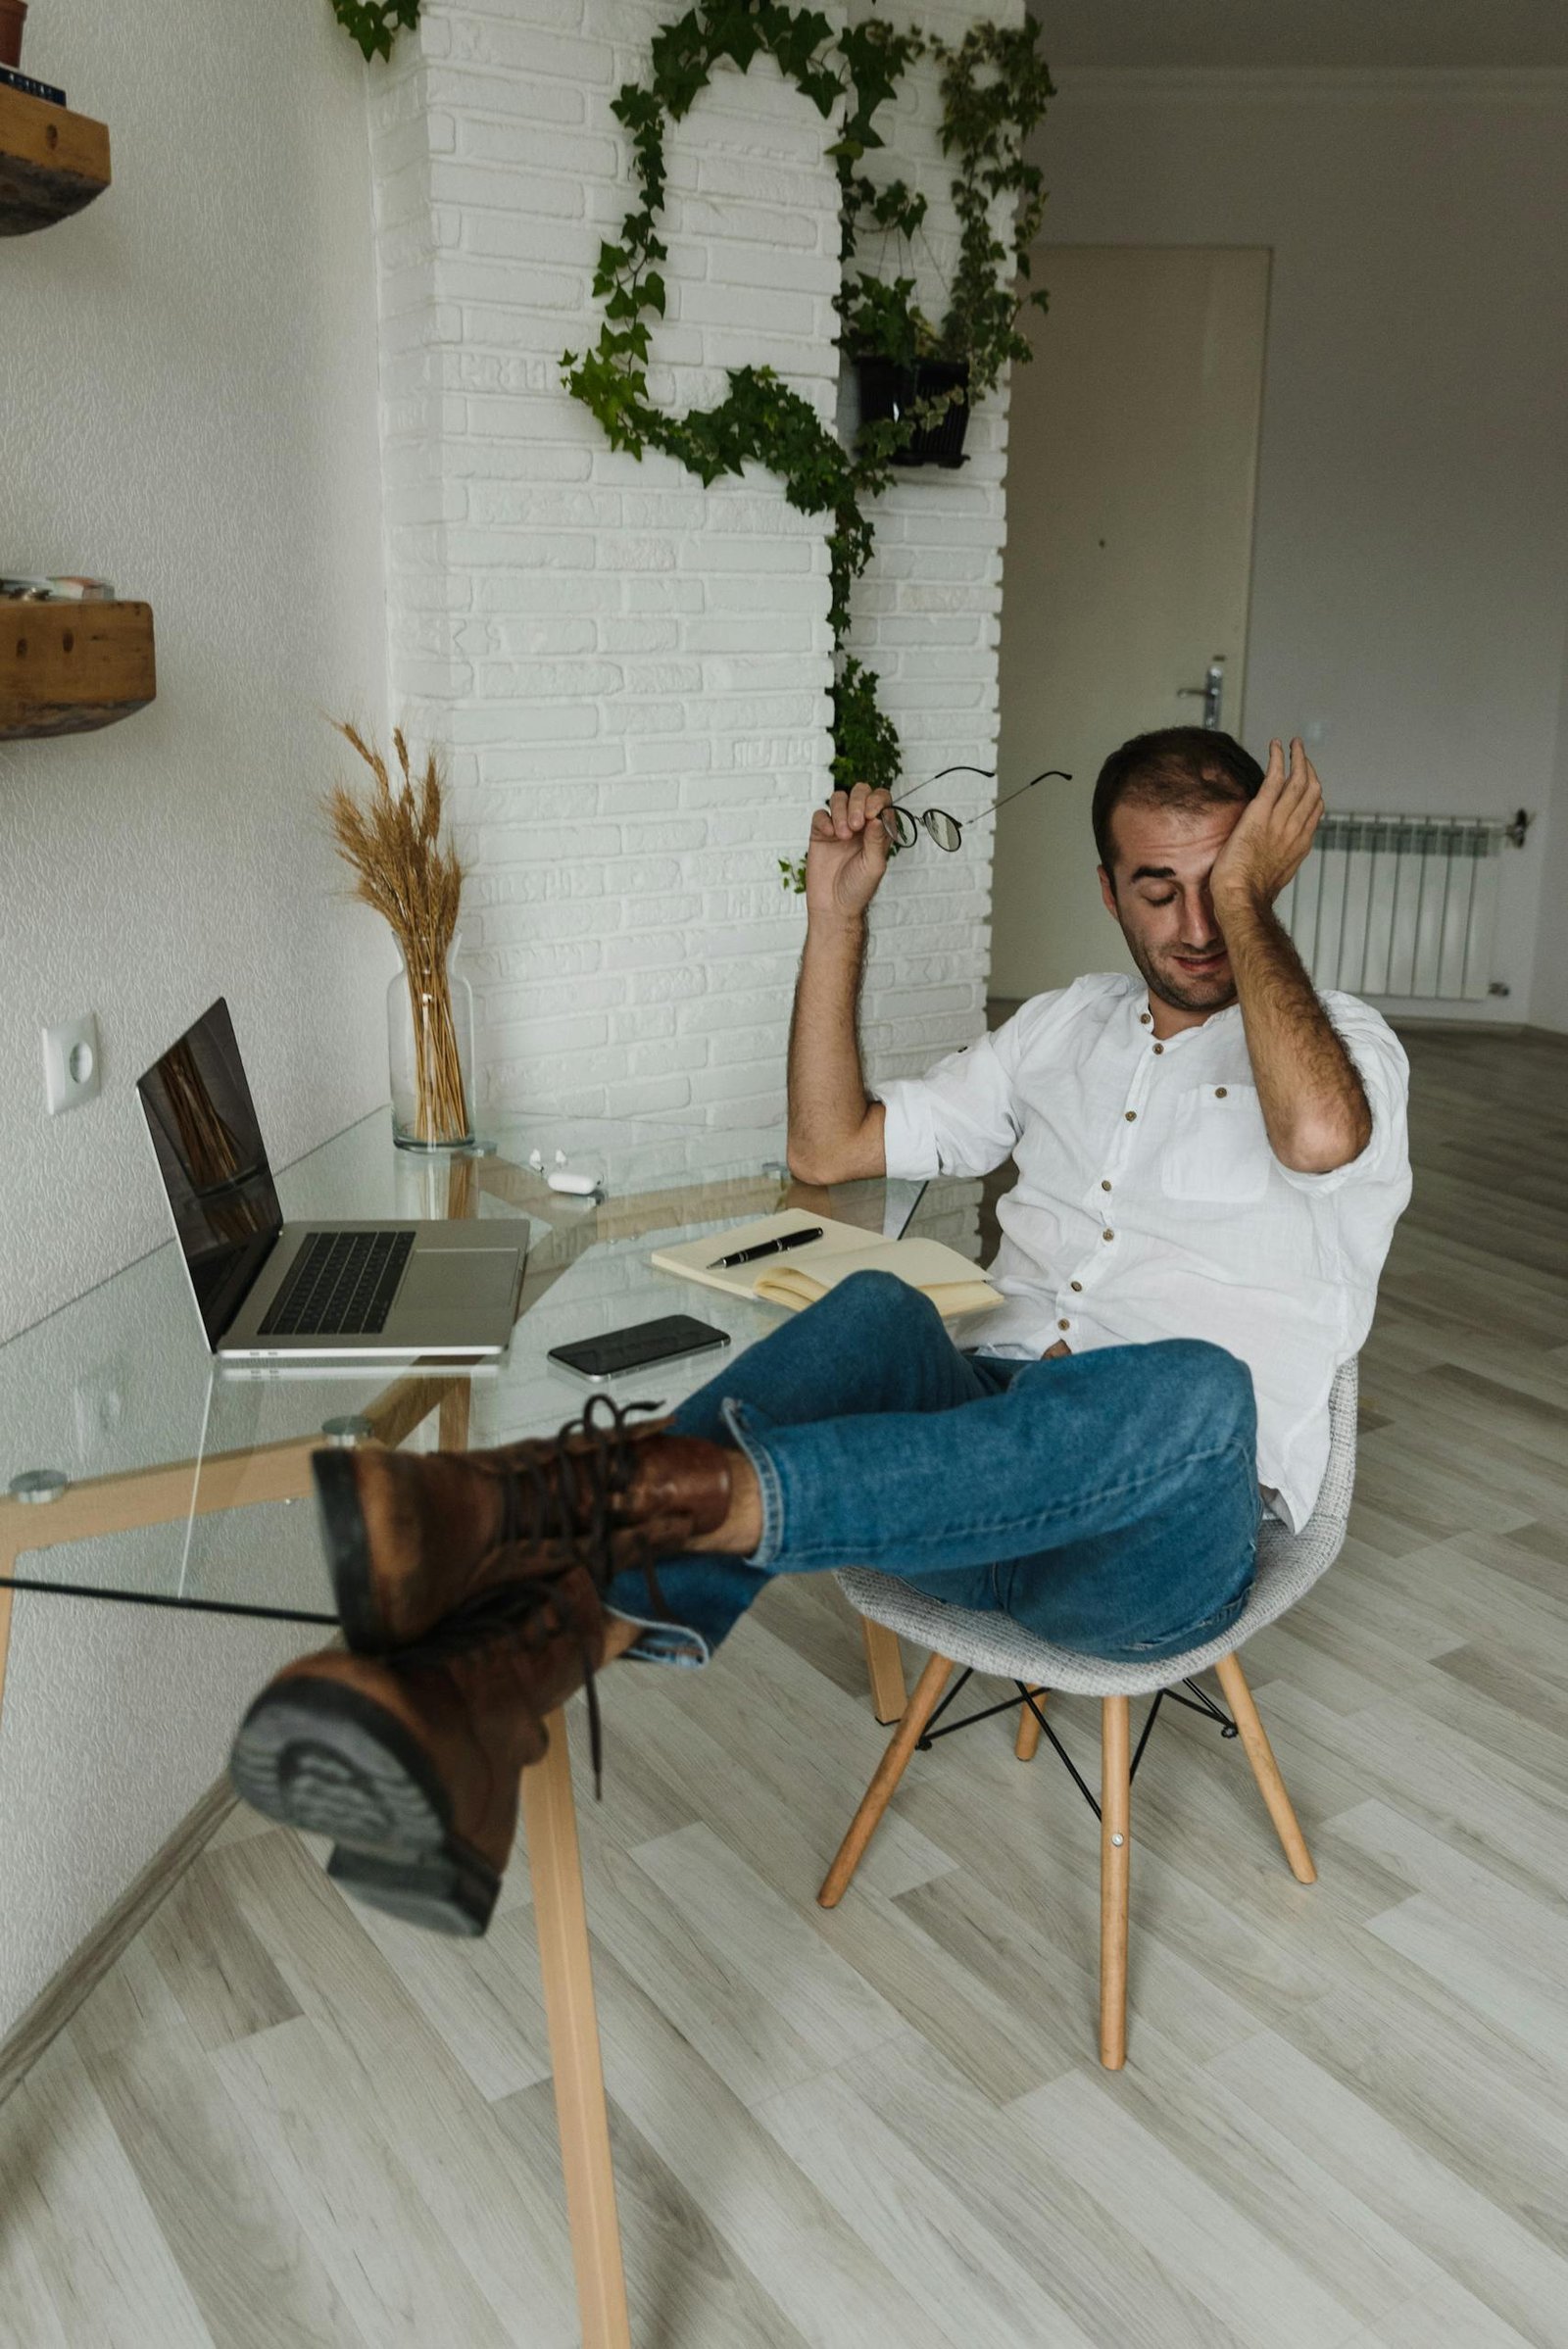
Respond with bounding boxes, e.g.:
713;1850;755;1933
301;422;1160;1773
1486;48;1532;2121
314;1395;733;1652
227;1559;605;1935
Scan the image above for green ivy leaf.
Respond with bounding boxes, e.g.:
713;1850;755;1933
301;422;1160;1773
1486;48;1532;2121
562;0;1054;889
328;0;420;64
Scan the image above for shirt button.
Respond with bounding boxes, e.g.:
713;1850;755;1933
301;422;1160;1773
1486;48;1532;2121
1152;1043;1164;1054
1057;1318;1069;1331
1070;1280;1083;1292
1139;1012;1151;1025
1101;1179;1111;1192
1102;1228;1114;1242
1124;1110;1137;1122
1215;1086;1228;1099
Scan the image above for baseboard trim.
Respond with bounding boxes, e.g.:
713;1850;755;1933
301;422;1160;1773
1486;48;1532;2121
1387;1014;1526;1037
0;1774;236;2108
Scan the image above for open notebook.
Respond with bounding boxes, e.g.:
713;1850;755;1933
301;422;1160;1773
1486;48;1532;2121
650;1209;1003;1320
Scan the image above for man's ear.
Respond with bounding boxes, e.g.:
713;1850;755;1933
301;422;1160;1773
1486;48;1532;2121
1097;864;1119;920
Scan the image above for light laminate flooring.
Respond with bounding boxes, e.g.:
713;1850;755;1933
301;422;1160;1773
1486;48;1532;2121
3;1025;1567;2347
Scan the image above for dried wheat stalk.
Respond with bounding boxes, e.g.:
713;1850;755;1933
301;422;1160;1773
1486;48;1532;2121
326;721;471;1146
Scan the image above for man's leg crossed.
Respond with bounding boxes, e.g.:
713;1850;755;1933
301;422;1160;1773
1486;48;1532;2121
604;1269;1012;1659
644;1300;1259;1663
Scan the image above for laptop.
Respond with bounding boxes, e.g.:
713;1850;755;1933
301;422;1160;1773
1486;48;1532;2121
137;999;524;1360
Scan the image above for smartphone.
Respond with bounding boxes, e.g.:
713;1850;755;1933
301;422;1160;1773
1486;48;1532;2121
547;1313;731;1384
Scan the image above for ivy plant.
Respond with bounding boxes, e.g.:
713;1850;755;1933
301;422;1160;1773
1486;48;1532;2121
330;0;422;63
560;3;1054;888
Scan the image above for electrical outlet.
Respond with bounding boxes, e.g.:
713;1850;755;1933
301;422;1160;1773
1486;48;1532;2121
43;1012;101;1115
74;1364;127;1459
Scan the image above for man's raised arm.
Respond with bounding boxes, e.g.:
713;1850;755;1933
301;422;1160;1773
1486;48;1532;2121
1210;738;1373;1175
786;780;891;1185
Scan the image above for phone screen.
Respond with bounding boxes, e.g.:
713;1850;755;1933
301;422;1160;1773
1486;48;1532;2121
547;1314;731;1382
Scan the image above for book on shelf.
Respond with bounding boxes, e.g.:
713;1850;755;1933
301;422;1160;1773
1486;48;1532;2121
0;64;69;107
650;1209;1004;1320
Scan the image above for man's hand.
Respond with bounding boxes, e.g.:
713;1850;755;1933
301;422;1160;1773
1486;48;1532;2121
805;781;894;923
1210;737;1324;920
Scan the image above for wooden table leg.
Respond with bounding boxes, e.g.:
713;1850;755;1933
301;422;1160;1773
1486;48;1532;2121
438;1379;471;1453
520;1709;631;2349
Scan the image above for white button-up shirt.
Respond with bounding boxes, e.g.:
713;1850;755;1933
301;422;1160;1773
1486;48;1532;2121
877;972;1411;1531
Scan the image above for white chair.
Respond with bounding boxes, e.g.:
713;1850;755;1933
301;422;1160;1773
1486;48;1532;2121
819;1359;1359;2068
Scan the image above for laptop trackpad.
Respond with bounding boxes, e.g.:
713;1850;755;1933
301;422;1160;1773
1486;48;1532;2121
399;1248;518;1311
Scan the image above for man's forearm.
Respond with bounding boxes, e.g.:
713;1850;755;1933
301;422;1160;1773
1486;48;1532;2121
1219;893;1373;1173
787;914;885;1182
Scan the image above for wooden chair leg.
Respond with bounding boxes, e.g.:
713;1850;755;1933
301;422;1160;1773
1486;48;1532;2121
521;1710;632;2349
819;1651;954;1909
861;1616;907;1725
1015;1686;1046;1761
1100;1695;1131;2071
1213;1652;1317;1885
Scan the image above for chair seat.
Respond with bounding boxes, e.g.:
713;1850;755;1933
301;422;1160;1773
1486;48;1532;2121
837;1359;1357;1700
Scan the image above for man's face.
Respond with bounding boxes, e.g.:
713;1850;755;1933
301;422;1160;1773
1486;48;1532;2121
1098;797;1247;1016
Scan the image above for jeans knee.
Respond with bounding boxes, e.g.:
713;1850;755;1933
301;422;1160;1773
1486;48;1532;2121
822;1267;939;1338
1152;1339;1255;1447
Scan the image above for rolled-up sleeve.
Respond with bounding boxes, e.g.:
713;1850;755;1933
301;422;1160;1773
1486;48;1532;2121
1275;1001;1411;1204
876;1028;1021;1181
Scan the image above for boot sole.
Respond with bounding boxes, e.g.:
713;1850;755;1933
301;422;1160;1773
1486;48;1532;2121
229;1676;499;1936
312;1448;388;1653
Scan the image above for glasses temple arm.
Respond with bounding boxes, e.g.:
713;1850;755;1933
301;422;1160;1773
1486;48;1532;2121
894;763;995;809
964;769;1073;827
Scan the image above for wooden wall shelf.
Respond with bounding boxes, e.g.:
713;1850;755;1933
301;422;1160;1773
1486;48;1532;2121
0;85;110;235
1;601;156;739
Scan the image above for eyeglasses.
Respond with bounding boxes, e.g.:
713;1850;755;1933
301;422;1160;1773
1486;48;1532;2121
876;765;1073;854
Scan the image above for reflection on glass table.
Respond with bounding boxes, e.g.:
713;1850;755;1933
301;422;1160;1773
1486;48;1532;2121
0;1105;983;1626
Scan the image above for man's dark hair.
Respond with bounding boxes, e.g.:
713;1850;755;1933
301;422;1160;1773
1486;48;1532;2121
1092;726;1265;883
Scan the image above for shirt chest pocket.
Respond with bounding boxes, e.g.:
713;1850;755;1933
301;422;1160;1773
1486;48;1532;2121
1159;1083;1274;1204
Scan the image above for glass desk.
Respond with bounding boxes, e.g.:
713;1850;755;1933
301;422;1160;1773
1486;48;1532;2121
0;1105;981;2349
0;1105;980;1620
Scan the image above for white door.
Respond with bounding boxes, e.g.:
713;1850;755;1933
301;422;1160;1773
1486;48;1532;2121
989;246;1271;1001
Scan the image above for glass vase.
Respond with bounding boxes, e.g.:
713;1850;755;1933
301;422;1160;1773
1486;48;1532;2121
387;943;475;1151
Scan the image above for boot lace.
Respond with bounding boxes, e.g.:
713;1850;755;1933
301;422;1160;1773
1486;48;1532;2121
494;1393;674;1620
398;1563;613;1797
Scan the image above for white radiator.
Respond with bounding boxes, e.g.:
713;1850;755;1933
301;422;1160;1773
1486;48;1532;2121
1275;812;1521;1003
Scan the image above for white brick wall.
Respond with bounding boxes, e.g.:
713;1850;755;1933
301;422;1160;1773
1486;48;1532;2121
368;0;1021;1127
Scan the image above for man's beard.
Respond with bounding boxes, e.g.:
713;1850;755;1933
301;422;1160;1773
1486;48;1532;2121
1121;927;1238;1015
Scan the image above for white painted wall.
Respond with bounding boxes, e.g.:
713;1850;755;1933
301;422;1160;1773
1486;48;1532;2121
1530;636;1568;1033
0;0;388;2034
368;0;1019;1126
1028;70;1568;1026
1;0;392;1346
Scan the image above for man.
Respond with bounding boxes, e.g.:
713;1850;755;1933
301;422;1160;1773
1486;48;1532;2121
230;729;1410;1937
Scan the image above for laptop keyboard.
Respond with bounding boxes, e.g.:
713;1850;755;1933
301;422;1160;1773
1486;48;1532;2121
259;1230;416;1340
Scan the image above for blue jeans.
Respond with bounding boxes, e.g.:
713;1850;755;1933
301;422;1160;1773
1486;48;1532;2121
605;1271;1261;1668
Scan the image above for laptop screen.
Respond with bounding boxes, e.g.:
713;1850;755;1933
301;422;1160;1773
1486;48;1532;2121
137;999;284;1346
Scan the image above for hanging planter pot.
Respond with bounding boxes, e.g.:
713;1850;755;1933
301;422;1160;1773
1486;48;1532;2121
856;358;971;469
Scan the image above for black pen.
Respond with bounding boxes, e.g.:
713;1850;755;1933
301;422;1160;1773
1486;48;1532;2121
710;1225;824;1270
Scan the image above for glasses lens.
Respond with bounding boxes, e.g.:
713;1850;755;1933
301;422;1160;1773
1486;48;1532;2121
882;807;918;848
924;809;962;852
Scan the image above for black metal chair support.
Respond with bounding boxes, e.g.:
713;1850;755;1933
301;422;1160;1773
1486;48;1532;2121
914;1675;1239;1820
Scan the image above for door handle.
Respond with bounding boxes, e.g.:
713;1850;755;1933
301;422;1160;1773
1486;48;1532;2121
1177;657;1225;730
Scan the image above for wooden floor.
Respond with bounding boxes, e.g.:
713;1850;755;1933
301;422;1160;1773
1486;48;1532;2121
3;1025;1567;2347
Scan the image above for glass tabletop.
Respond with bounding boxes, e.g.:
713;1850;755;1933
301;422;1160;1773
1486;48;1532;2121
0;1106;984;1625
